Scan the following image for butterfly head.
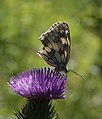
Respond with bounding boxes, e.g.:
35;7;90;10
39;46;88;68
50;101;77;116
54;65;69;73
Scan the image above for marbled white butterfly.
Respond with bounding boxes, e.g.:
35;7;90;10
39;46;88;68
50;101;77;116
37;21;70;73
37;21;84;79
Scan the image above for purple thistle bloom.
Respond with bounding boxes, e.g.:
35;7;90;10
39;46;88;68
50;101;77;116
9;68;67;100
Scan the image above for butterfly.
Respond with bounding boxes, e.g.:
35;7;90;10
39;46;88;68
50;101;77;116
37;21;84;79
37;21;70;73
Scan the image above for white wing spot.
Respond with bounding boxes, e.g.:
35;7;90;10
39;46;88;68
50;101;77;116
67;38;70;46
64;51;67;58
55;27;59;31
44;33;48;37
45;47;51;52
61;38;67;44
39;35;44;40
47;29;51;33
41;50;47;54
37;53;48;60
52;41;59;51
50;27;54;31
37;52;42;57
53;42;59;51
65;30;68;34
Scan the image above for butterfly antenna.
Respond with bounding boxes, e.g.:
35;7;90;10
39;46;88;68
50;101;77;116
69;69;84;80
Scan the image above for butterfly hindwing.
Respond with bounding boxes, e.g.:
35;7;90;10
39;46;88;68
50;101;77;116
37;21;71;72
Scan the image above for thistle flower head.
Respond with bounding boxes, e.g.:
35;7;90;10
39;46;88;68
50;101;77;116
9;68;67;100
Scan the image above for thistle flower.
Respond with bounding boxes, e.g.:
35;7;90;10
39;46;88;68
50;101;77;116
9;68;67;100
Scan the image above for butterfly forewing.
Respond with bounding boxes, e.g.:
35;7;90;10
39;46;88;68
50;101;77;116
37;21;71;72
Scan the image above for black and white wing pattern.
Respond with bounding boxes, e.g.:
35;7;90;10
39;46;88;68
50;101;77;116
37;21;71;73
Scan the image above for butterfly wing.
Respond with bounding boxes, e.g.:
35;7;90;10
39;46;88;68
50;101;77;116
37;21;71;72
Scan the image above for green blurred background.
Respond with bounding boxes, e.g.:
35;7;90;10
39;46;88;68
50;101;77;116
0;0;102;119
